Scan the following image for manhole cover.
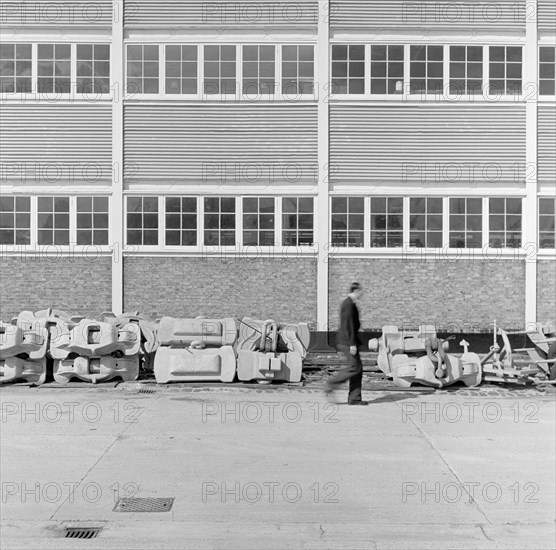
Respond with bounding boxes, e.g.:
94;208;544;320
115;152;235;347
65;526;102;539
113;497;174;513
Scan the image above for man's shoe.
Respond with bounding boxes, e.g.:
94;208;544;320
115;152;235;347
324;387;336;403
348;400;369;406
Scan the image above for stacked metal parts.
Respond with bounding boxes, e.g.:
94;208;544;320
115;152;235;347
0;313;49;384
236;318;310;384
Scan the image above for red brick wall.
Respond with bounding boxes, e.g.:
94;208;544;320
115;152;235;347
124;256;318;325
0;256;112;320
328;258;526;332
537;260;556;323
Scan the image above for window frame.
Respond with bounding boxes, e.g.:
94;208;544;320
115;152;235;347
488;197;523;249
539;45;556;98
539;197;556;250
0;195;32;247
409;196;444;249
241;196;278;248
330;196;365;248
0;42;112;100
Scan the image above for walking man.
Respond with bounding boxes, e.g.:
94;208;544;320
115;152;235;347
325;282;368;405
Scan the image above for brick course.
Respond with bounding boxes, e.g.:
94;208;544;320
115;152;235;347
124;256;318;324
537;260;556;323
328;258;526;332
0;256;112;320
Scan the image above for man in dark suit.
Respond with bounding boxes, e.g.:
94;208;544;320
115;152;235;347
325;282;368;405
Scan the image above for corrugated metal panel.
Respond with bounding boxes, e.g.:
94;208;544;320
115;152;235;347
538;0;556;32
124;0;318;27
538;104;556;184
330;104;526;184
0;104;112;184
124;104;318;185
330;0;525;30
0;1;113;27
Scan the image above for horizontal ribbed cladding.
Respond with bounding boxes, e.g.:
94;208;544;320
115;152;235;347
124;104;318;185
329;104;526;185
0;1;113;26
538;104;556;185
124;0;319;27
330;0;525;31
0;104;112;185
538;0;556;32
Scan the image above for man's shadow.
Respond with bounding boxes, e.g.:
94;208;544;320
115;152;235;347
368;392;431;405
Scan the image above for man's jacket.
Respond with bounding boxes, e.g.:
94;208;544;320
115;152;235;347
337;296;360;347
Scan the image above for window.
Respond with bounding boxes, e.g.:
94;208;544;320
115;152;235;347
37;196;70;245
166;45;198;95
126;45;159;94
539;198;556;249
0;196;31;245
242;45;275;95
539;47;556;96
37;44;71;94
282;197;314;246
126;196;158;245
410;198;443;248
0;43;32;93
165;197;197;246
76;44;110;94
449;198;482;248
370;197;403;247
370;45;404;94
489;46;522;95
410;45;443;94
204;197;236;246
282;45;314;95
331;197;364;247
76;197;109;246
331;45;365;94
449;46;483;95
489;198;522;248
204;45;236;95
243;197;275;246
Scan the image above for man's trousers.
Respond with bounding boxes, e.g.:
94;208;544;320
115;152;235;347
326;345;363;402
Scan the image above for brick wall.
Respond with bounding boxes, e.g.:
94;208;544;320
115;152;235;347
328;258;526;332
124;257;318;324
0;256;112;320
537;260;556;323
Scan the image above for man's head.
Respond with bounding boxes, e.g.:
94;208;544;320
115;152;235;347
349;282;363;302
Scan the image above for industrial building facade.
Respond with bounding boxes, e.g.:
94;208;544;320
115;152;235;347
0;0;555;333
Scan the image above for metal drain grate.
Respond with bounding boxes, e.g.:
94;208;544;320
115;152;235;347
138;389;156;394
113;497;174;513
65;527;103;539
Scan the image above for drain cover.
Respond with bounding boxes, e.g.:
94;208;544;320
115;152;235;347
138;389;156;394
65;526;102;539
113;497;174;513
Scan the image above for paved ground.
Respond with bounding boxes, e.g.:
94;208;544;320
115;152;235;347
1;380;555;550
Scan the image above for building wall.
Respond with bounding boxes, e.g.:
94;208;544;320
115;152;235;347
329;0;525;31
329;104;526;185
124;104;318;185
0;104;113;186
124;256;318;324
0;256;112;320
328;258;526;331
537;260;556;323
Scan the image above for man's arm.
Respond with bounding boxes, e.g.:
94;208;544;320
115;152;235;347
341;300;358;354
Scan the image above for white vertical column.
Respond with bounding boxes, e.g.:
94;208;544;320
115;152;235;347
316;0;330;332
111;0;124;314
524;0;538;325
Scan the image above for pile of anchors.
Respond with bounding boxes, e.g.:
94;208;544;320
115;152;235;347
0;309;310;386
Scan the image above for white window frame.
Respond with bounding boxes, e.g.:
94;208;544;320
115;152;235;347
538;45;556;100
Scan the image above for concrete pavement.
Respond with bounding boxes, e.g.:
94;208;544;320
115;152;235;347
1;383;554;549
